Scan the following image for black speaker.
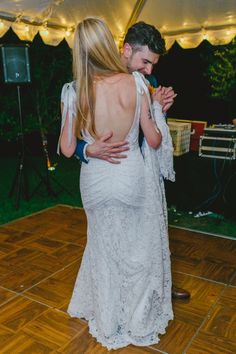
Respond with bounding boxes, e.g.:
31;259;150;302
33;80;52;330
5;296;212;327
1;45;31;83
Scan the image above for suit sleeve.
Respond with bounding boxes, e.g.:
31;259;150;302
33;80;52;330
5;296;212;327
74;139;89;163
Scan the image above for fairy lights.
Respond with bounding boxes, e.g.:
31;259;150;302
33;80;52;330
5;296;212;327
41;22;49;36
41;28;49;36
65;28;72;37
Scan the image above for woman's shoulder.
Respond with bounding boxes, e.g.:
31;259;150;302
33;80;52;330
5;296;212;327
103;72;133;84
117;72;134;81
113;73;135;90
116;72;148;93
132;71;149;95
113;74;136;107
98;73;135;94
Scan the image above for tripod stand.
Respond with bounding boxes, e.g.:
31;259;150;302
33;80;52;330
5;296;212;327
8;86;67;208
29;128;74;199
8;85;30;209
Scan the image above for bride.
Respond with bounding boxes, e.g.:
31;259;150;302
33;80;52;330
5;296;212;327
59;17;173;350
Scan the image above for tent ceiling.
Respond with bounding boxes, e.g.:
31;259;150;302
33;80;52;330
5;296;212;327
0;0;235;48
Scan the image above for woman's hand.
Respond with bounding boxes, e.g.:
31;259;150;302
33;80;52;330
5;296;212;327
152;86;177;113
151;86;165;107
162;87;177;112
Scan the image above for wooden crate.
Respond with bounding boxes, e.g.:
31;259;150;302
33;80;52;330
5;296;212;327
168;118;207;152
168;121;191;156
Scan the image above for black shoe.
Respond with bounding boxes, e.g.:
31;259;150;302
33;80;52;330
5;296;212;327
172;286;190;300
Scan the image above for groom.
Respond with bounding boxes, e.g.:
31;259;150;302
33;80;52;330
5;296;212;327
74;21;190;300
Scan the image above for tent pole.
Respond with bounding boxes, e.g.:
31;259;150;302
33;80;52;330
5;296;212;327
124;0;147;35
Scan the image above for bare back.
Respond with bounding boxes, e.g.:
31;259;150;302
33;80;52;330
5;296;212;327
93;73;136;143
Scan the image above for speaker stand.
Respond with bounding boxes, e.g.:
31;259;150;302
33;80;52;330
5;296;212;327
8;86;30;209
30;133;74;199
8;147;30;209
8;86;57;208
9;86;74;209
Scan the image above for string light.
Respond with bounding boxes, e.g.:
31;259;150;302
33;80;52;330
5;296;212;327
202;31;208;40
42;29;49;36
41;22;49;36
65;28;72;37
227;15;234;23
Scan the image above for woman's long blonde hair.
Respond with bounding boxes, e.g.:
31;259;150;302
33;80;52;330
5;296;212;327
73;17;127;138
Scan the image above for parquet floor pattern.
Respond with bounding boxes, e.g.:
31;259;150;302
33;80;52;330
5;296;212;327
0;205;236;353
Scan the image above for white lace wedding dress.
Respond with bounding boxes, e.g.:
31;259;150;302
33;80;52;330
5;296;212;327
60;72;173;350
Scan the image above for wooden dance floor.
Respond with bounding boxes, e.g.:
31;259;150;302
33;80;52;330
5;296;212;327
0;205;235;353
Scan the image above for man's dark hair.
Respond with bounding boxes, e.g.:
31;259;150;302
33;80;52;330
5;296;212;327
124;21;166;55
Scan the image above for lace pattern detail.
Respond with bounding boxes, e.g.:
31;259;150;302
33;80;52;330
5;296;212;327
66;72;173;350
68;199;173;350
133;72;175;182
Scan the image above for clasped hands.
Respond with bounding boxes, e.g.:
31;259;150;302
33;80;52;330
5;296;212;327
86;86;177;163
152;86;177;113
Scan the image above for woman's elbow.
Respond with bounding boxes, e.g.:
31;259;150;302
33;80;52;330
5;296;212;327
62;151;74;158
149;141;160;149
60;145;75;158
148;134;162;149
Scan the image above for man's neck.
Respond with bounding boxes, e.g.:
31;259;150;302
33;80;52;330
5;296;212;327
120;54;132;73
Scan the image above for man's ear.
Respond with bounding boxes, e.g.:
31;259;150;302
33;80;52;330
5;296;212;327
123;43;132;58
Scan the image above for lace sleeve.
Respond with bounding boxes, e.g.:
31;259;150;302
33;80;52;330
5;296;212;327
133;71;175;181
57;82;77;154
152;102;175;181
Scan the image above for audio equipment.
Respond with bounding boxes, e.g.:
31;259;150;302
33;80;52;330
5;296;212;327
1;44;31;83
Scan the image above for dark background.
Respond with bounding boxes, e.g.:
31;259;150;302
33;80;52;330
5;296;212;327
165;152;236;219
0;29;235;219
0;28;233;131
154;40;232;125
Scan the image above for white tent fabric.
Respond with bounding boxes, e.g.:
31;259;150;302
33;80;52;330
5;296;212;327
0;0;235;48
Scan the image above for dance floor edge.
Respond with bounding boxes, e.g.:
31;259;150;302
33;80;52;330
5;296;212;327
0;205;235;354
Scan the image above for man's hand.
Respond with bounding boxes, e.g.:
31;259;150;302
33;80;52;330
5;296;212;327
152;86;177;113
86;132;129;164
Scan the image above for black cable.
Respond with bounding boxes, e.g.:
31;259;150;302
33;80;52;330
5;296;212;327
193;139;230;211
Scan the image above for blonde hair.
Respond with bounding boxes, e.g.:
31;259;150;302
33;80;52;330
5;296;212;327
73;17;127;138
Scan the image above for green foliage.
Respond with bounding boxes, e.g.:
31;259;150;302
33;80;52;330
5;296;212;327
0;112;18;141
29;37;72;136
207;38;236;116
0;87;19;141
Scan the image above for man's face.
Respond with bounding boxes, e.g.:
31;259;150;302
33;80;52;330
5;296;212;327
124;44;160;75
